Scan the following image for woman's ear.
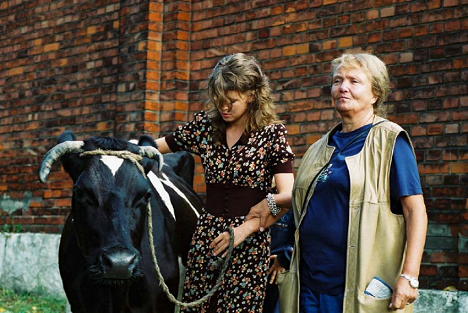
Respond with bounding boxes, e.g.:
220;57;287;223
248;91;256;105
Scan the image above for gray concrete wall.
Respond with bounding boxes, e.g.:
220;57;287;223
416;290;468;313
0;233;65;299
1;233;467;312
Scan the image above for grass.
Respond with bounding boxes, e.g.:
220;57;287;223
0;288;66;313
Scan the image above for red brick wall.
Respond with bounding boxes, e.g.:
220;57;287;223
0;0;466;290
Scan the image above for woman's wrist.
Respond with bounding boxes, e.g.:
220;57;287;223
240;219;258;235
266;193;281;216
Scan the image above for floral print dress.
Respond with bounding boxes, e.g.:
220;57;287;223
165;111;294;313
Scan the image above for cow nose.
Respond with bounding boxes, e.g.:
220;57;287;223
99;249;140;279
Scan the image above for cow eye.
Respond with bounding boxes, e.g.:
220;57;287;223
74;187;85;199
73;186;98;206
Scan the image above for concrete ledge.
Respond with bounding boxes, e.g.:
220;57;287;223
415;289;468;313
0;232;65;299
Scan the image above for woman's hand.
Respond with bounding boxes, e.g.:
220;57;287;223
245;173;294;231
389;277;418;310
267;255;286;284
245;199;270;231
209;224;254;258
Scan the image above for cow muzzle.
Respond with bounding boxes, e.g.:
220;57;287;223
89;248;142;284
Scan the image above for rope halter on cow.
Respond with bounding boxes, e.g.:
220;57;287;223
39;143;235;309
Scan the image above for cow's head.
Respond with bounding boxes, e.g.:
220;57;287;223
39;131;163;284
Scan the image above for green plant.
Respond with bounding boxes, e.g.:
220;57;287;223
0;224;23;233
0;287;66;313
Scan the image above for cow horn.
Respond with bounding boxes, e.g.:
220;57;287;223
139;146;164;172
39;141;85;183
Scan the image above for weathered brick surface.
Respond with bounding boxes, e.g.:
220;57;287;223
0;0;466;290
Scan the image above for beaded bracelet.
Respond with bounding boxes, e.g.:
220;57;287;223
266;193;281;216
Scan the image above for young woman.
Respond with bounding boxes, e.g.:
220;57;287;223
155;53;295;312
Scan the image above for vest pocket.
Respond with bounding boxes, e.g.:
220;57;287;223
357;292;413;312
358;292;393;310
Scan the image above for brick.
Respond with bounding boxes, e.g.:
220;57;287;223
428;124;443;135
44;43;59;52
426;149;442;161
338;36;352;47
452;162;468;174
420;112;451;123
418;163;450;174
411;125;427;136
400;52;413;63
368;32;382;43
420;265;438;276
322;39;336;50
443;0;458;7
444;123;460;133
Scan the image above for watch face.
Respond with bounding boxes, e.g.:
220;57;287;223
410;279;419;288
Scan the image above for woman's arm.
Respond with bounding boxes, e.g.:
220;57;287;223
245;172;294;231
155;137;173;154
210;172;294;256
389;194;427;310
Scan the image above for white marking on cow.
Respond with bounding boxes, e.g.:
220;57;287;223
160;173;200;218
100;156;124;176
147;172;176;220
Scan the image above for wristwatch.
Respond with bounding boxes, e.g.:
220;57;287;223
400;274;419;289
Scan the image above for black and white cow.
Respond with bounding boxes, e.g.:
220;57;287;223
39;131;202;313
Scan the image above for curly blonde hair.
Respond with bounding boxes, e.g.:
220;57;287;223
331;52;390;118
206;53;279;142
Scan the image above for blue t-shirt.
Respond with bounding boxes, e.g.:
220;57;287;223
299;123;422;295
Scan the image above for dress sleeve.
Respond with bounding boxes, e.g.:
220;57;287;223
268;124;295;174
164;111;210;156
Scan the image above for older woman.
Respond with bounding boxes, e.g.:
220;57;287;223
248;52;427;313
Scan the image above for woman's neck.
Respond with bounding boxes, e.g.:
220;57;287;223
340;111;375;133
226;114;248;132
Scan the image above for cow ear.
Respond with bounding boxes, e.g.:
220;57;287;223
58;130;77;142
58;131;86;182
61;154;87;182
138;135;157;148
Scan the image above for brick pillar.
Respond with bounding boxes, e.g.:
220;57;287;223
159;0;191;135
114;0;154;138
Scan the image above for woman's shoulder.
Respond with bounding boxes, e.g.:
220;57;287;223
189;111;212;127
193;110;208;120
263;122;287;134
374;118;406;136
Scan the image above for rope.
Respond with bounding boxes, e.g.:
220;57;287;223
80;149;146;178
147;204;235;308
79;149;235;308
